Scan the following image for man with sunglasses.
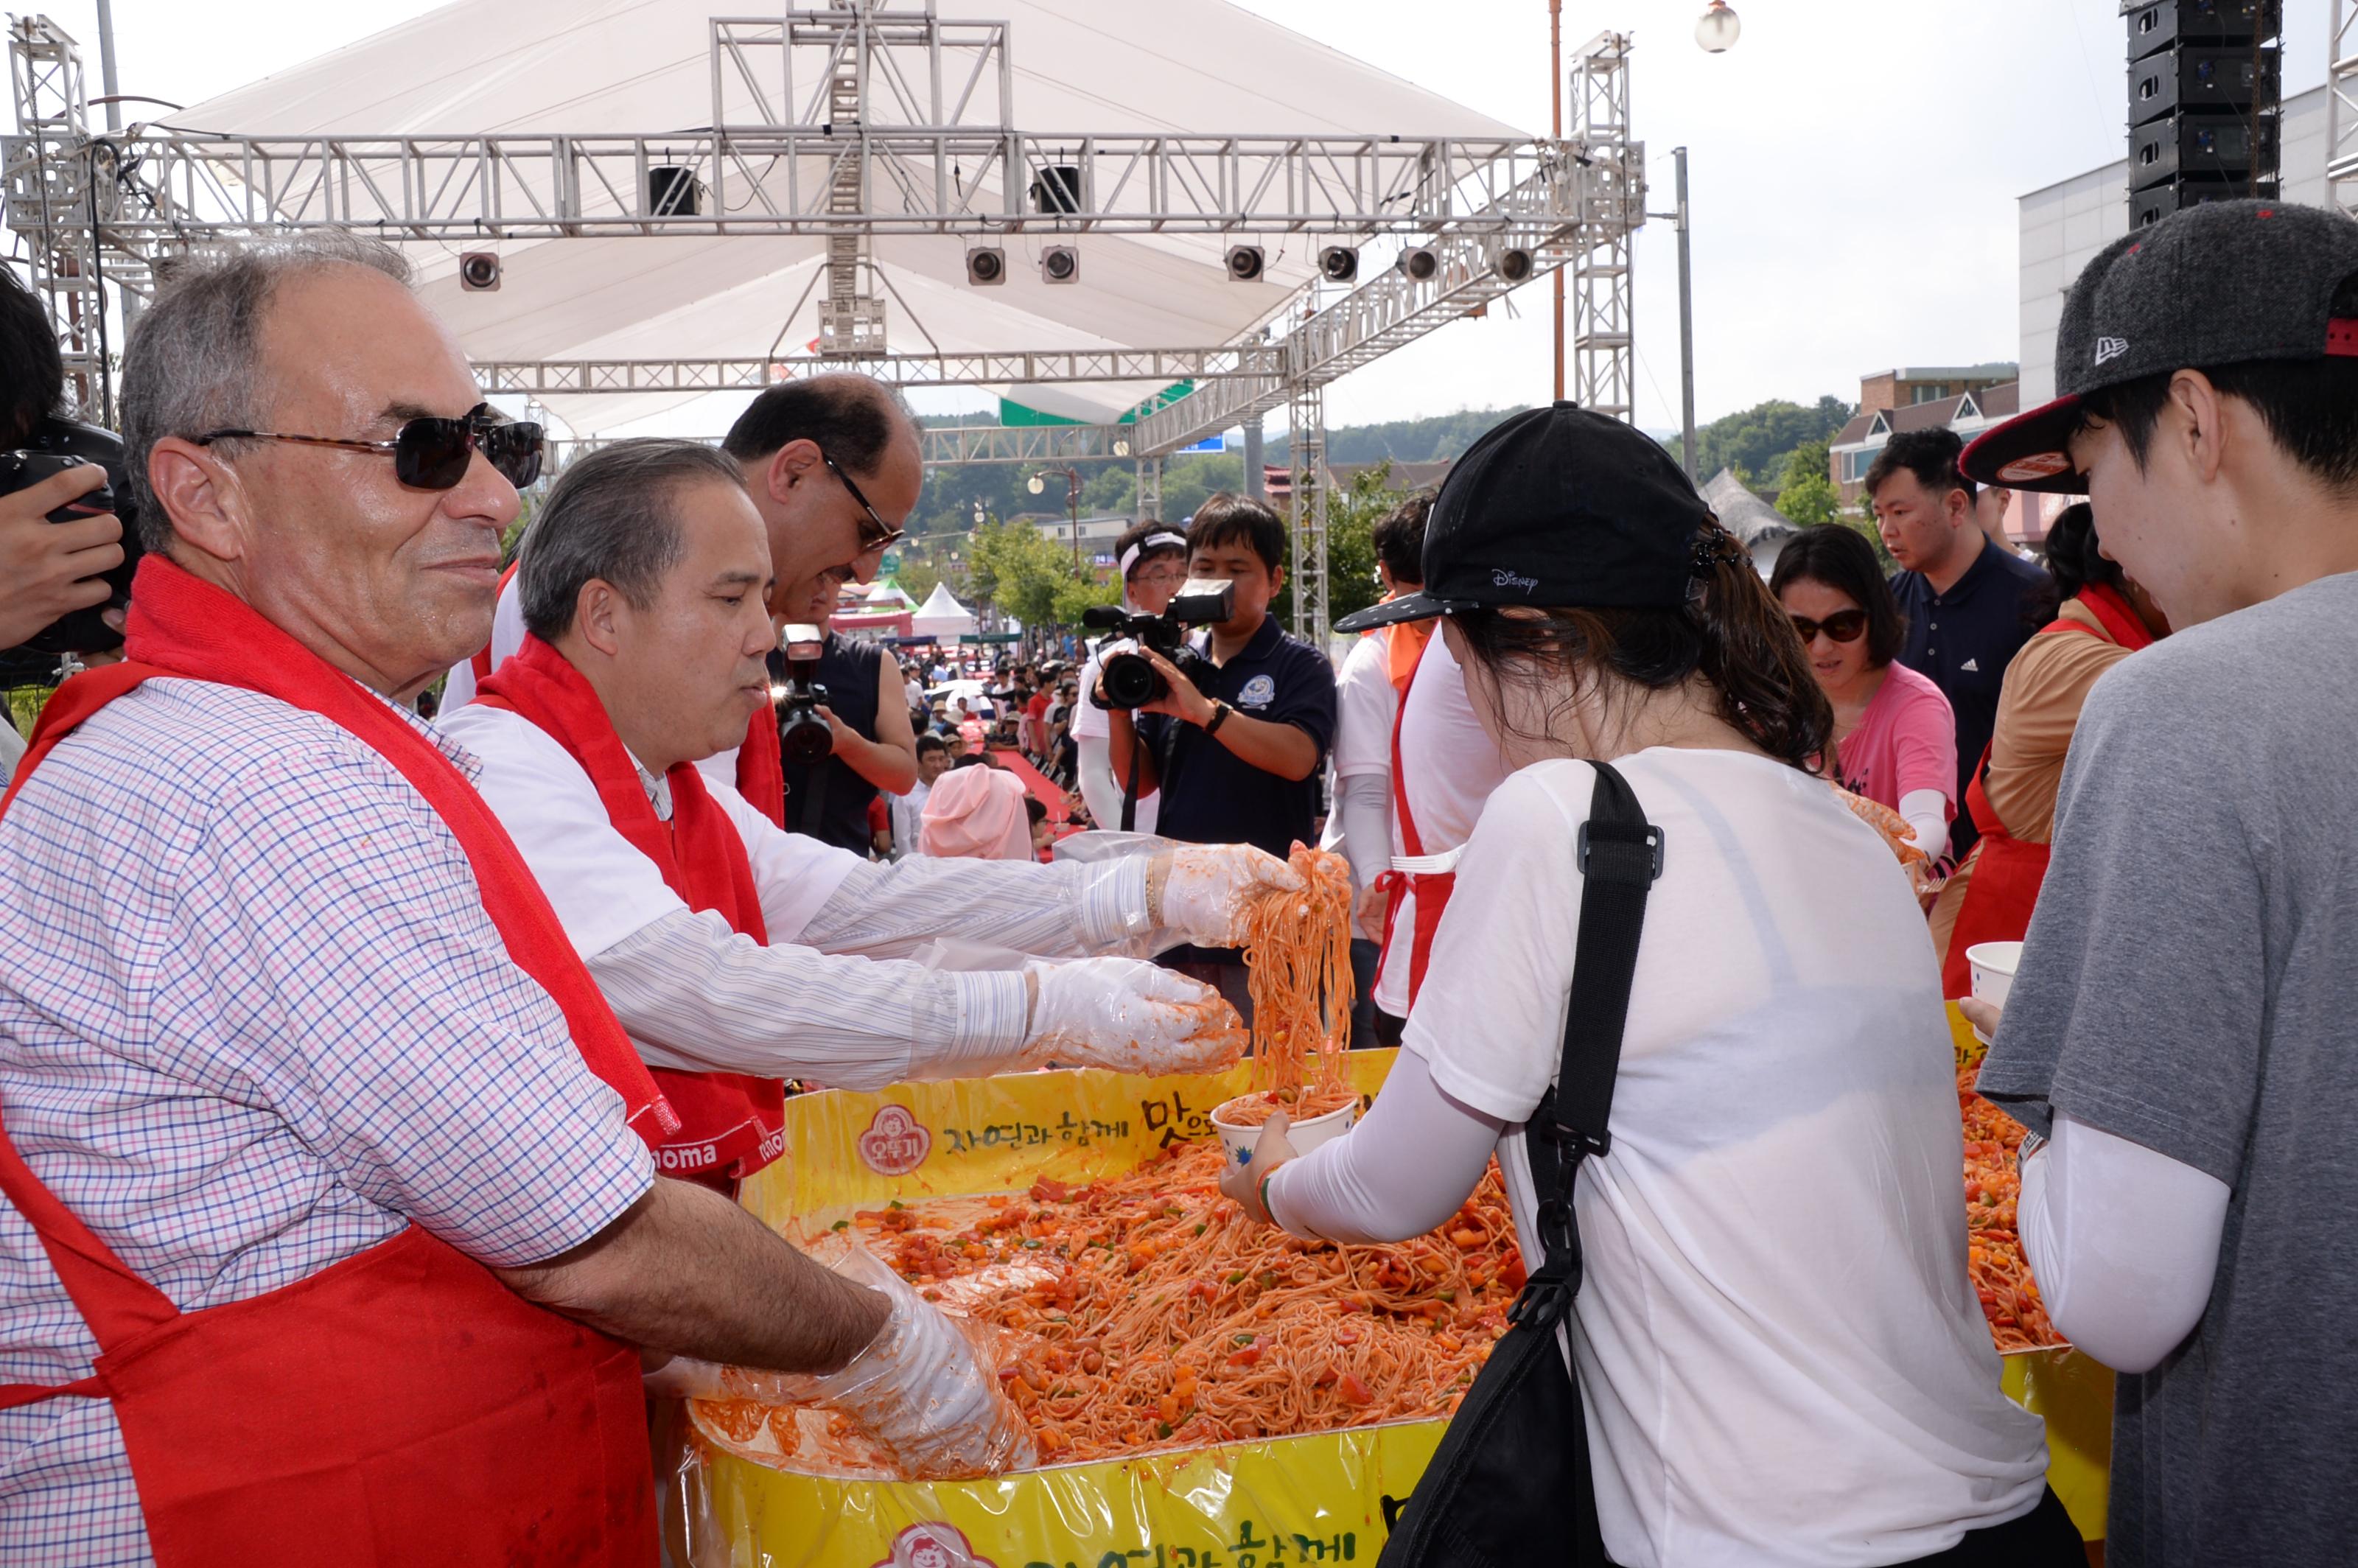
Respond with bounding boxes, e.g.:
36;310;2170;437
0;236;976;1562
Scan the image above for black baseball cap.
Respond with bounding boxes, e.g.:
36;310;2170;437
1963;200;2358;494
1335;402;1715;632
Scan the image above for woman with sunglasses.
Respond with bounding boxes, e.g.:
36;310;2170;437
1772;525;1957;872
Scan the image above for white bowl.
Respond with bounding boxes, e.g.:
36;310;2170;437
1965;941;2024;1044
1209;1093;1358;1172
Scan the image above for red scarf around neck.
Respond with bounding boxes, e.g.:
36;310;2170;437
2068;581;2158;654
0;556;676;1147
475;634;786;1186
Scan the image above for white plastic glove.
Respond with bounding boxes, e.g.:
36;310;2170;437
1153;843;1304;948
668;1246;1036;1480
1023;956;1245;1075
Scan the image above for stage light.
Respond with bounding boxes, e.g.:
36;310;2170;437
967;248;1007;286
1318;245;1359;283
1399;246;1439;281
1225;245;1266;283
1041;245;1080;284
458;252;502;292
1494;246;1535;284
1696;0;1741;52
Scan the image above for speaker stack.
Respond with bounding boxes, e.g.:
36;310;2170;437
2125;0;2281;230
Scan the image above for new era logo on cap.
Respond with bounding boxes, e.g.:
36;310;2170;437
2093;336;2130;366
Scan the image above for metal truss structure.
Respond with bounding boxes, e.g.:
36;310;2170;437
5;6;1648;640
1285;385;1329;640
1568;32;1638;422
474;344;1282;398
2332;0;2357;220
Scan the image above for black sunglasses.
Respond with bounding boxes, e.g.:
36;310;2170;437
821;450;908;554
1789;609;1869;645
193;403;544;491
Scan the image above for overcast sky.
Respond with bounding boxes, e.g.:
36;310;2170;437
23;0;2335;434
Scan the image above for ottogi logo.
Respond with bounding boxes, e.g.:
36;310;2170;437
2093;335;2130;366
856;1104;932;1175
1492;569;1539;593
1238;673;1277;709
874;1522;997;1568
1996;452;2074;483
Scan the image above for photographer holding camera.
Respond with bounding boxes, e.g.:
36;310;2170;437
1105;494;1337;1007
772;617;920;855
1;270;133;696
1074;521;1189;830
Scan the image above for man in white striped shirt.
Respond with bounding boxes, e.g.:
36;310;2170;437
440;441;1293;1110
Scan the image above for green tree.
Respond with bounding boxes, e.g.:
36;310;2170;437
1688;396;1854;490
964;516;1108;629
1774;440;1841;528
1270;461;1407;634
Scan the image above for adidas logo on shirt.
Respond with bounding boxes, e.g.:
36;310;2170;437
1960;659;1980;673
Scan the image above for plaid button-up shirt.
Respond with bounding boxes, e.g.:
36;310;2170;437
0;677;655;1567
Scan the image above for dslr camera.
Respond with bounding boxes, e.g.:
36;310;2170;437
3;417;143;657
1082;577;1234;710
772;623;834;766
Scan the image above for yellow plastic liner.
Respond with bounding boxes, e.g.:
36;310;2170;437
702;1050;1420;1568
699;1029;2112;1563
1950;1003;2113;1543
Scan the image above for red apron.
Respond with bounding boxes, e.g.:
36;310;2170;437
1937;584;2156;998
1371;627;1452;1011
0;559;664;1564
478;635;787;1190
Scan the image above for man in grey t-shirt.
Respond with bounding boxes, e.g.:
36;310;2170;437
1956;200;2358;1566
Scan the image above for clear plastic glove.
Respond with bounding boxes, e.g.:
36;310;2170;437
1153;843;1304;947
1023;956;1245;1075
671;1247;1035;1480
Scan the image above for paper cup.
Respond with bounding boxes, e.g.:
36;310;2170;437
1209;1094;1358;1172
1965;941;2024;1044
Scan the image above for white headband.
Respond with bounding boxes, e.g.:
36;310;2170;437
1118;531;1189;582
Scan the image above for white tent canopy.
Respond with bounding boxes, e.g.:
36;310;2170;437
180;0;1525;435
909;581;980;641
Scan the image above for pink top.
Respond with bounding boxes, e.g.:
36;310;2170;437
1835;660;1956;817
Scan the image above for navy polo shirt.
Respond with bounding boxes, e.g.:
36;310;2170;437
1137;614;1337;862
1889;537;2052;860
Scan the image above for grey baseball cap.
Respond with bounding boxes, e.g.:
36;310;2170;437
1962;200;2358;494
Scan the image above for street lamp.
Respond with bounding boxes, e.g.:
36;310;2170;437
1696;0;1740;52
1029;466;1085;570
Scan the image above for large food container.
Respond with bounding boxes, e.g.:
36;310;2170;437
680;1024;2116;1564
683;1051;1431;1568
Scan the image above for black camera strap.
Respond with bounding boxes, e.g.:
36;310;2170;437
1374;760;1662;1568
1119;741;1142;833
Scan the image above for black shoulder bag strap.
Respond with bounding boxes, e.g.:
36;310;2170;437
1374;761;1663;1568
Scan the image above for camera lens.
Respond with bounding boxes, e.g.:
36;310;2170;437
779;713;834;766
1099;651;1166;710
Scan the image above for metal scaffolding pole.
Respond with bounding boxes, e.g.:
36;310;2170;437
1242;416;1264;500
1570;32;1638;423
2331;0;2358;219
7;17;105;418
1287;387;1329;642
1135;455;1162;523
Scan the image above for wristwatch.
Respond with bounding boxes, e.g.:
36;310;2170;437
1203;699;1233;735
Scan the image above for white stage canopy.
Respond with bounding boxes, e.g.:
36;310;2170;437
179;1;1526;435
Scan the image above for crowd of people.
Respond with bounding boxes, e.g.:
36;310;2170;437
0;195;2354;1568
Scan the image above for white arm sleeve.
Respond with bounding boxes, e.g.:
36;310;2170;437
2018;1107;2228;1373
587;908;1035;1089
1899;786;1951;865
1262;1049;1506;1244
800;853;1150;961
1332;771;1393;895
1077;732;1127;830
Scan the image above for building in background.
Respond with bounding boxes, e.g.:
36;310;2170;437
2009;83;2331;540
1828;371;2021;512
